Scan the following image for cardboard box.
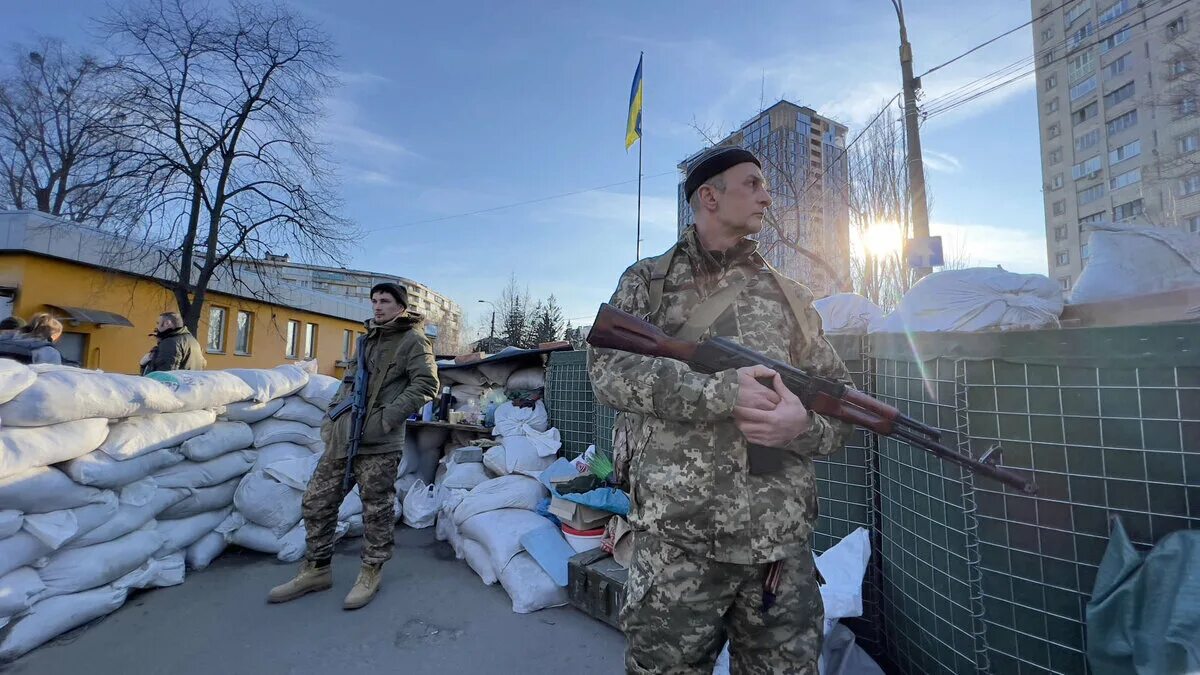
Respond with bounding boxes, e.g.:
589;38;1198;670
550;497;612;531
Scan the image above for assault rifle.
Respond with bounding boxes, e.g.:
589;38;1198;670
586;303;1037;494
328;333;371;491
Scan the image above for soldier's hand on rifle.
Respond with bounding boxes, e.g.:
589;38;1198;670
735;365;782;411
734;372;812;447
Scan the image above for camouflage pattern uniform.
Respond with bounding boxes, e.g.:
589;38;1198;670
303;312;438;566
589;226;854;674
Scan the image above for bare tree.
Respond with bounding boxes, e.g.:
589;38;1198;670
98;0;354;333
0;39;149;226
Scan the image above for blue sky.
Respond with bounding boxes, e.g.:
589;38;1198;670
2;1;1048;335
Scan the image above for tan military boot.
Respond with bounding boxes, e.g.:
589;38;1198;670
268;560;332;603
343;563;382;610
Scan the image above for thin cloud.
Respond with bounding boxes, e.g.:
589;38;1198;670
932;221;1048;273
924;149;963;174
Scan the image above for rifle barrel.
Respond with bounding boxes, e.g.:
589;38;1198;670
890;427;1037;494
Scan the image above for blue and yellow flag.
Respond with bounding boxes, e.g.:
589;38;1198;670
625;54;643;150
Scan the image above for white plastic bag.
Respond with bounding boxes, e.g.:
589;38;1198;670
179;422;254;462
813;293;885;335
0;467;109;514
402;481;441;529
0;510;22;539
275;397;326;428
35;528;164;599
0;585;128;662
143;370;254;411
60;447;185;489
155;507;233;556
0;369;182;427
499;552;569;613
226;365;310;403
0;418;111;479
185;532;227;570
251;419;321;447
299;374;340;410
234;469;304;537
869;268;1062;334
453;475;548;526
462;539;498;585
459;508;557;574
222;398;285;424
251;442;313;472
66;488;186;549
0;567;46;620
815;527;872;636
98;410;216;461
151;450;256;490
157;478;239;519
0;360;35;406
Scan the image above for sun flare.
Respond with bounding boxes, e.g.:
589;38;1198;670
861;222;904;259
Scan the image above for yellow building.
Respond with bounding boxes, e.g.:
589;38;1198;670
0;211;381;376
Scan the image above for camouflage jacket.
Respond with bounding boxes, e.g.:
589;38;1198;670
588;226;854;564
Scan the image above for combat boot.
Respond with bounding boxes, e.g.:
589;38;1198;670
343;563;382;610
268;560;332;603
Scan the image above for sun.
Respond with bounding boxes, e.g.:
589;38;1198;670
862;222;904;258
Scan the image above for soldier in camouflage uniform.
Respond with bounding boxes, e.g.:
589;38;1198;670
269;282;438;610
589;147;854;674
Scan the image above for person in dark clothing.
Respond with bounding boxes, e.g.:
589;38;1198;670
140;312;206;374
0;316;27;338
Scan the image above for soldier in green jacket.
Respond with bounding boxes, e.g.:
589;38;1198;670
141;312;206;373
589;147;854;674
269;282;438;610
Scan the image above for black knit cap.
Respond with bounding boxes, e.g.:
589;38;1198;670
684;146;762;201
369;282;408;308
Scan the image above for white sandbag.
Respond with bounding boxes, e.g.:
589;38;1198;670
1071;222;1200;304
462;539;498;585
113;551;186;591
479;359;520;387
59;447;184;489
264;453;322;491
157;478;239;520
0;533;51;579
185;532;227;570
0;360;35;406
441;460;490;491
0;510;23;539
0;568;45;620
0;418;110;479
97;410;216;462
234;469;303;537
459;508;557;574
869;268;1063;334
155;507;233;555
484;438;559;477
222;398;285;424
251;442;313;472
66;488;186;549
252;418;321;448
402;481;441;529
21;496;119;549
500;551;569;614
505;367;545;391
0;467;108;514
117;478;159;507
338;488;363;520
437;367;486;387
0;585;128;662
0;369;183;427
493;401;550;436
229;520;345;563
226;365;310;403
453;475;548;526
441;487;469;516
275;397;326;428
151;450;256;490
180;422;254;462
813;293;885;335
143;370;254;411
343;514;364;538
299;374;340;410
36;528;164;599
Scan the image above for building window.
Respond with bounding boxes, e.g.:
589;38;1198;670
1056;250;1071;266
1075;128;1101;152
286;320;299;359
1185;214;1200;233
1059;276;1073;291
1070;75;1098;101
1072;101;1099;126
1097;0;1129;26
1178;133;1200;154
1065;2;1090;26
1103;81;1135;107
304;323;317;360
1105;52;1132;79
1166;16;1187;40
343;329;355;360
1055;224;1069;240
1048;123;1062;139
1078;183;1105;205
1041;27;1055;42
1109;167;1141;190
1179;97;1198;118
1109;139;1141;164
1054;200;1067;216
1045;98;1060;115
1050;147;1064;164
1072;155;1103;180
1069;22;1095;50
1045;74;1058;91
1106;109;1138;135
1042;48;1057;67
1068;50;1096;83
1113;198;1144;221
1169;57;1191;78
1052;173;1065;190
207;306;227;354
235;310;252;355
1101;25;1132;54
1081;243;1090;261
1179;174;1200;197
1080;211;1105;226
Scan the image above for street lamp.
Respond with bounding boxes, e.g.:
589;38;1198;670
477;300;496;339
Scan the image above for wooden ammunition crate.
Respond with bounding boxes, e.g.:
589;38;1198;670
566;549;627;630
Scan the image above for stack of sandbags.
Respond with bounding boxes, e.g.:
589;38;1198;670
484;401;561;478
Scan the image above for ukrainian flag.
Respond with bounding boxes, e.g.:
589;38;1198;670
625;54;643;150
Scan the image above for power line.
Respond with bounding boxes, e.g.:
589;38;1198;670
917;0;1077;79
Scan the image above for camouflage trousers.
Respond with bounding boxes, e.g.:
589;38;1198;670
621;534;823;675
301;451;401;566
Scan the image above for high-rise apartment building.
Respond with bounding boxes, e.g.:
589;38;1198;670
1033;0;1199;293
678;100;851;296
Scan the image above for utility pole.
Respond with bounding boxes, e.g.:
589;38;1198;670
477;300;496;339
892;0;932;280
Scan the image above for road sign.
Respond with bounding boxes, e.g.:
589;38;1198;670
906;236;944;269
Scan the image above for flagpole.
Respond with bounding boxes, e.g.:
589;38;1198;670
635;52;643;261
